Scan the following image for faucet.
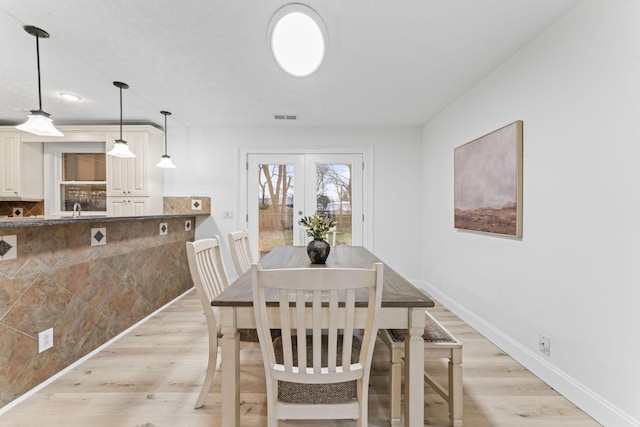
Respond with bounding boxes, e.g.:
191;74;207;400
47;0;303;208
72;202;81;218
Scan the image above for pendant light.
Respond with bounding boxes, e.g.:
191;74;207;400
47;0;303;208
156;111;176;168
107;81;135;158
15;26;63;137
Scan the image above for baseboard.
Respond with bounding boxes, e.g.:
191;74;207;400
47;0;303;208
0;287;195;417
414;279;639;427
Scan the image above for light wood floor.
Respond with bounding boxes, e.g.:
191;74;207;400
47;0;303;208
0;289;601;427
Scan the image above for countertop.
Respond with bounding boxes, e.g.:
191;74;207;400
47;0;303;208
0;213;208;228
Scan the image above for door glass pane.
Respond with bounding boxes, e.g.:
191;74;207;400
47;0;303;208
258;164;295;255
316;164;352;246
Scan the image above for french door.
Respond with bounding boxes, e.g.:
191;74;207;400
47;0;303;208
246;152;364;257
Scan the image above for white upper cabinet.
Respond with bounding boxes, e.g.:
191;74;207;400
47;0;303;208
106;132;150;197
0;131;44;201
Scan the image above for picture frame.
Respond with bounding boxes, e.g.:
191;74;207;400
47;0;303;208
454;120;523;237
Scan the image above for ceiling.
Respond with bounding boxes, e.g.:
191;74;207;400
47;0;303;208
0;0;580;129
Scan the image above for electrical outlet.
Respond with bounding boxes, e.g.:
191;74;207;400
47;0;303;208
222;211;234;219
38;328;53;353
539;334;550;356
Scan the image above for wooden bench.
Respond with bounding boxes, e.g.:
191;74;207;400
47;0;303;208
378;309;463;426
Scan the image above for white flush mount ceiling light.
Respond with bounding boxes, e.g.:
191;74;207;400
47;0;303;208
16;26;63;137
59;92;81;102
107;81;135;158
156;111;176;168
269;4;327;77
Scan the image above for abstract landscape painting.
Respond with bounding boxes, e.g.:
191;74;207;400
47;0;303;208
454;120;523;237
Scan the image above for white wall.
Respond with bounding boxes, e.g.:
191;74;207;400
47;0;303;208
421;1;640;425
164;126;423;281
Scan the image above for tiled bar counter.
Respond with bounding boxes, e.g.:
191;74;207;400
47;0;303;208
0;214;199;407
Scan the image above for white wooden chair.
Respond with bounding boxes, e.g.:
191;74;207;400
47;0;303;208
378;310;463;426
186;236;260;409
228;229;254;276
251;262;384;427
326;226;337;246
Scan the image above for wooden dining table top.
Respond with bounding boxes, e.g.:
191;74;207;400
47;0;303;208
212;245;434;308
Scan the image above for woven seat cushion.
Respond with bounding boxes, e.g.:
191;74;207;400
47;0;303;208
216;327;279;342
273;334;361;404
387;314;457;343
213;307;279;342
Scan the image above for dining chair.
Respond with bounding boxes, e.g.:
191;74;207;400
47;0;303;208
378;309;463;426
228;229;254;276
186;236;259;409
327;226;337;246
251;262;384;427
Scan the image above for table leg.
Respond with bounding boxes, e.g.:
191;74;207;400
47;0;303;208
405;307;425;427
220;307;240;427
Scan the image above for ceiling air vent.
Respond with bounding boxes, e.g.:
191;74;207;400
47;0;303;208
274;114;298;121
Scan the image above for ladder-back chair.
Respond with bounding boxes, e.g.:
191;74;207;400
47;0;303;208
186;236;262;408
228;229;254;276
251;262;384;427
186;237;229;409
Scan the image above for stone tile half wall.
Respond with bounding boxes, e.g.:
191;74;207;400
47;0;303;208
0;216;195;408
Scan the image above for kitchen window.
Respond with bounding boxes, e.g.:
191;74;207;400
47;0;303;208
44;142;107;215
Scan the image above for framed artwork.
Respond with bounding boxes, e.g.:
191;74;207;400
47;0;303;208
454;120;523;237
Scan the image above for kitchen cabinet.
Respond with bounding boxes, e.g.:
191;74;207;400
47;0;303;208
107;132;150;196
107;197;149;216
0;131;43;201
1;125;163;213
106;129;163;216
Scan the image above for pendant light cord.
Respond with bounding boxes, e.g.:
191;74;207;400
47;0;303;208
119;85;123;140
164;114;168;155
160;111;171;156
112;82;129;144
35;34;42;112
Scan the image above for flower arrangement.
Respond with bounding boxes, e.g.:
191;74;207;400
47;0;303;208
298;213;337;240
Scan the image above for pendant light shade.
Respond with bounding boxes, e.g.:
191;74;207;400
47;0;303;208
156;156;176;168
156;111;176;168
15;26;63;137
16;111;62;137
107;81;135;158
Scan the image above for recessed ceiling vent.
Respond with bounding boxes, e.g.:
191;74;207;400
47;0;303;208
274;114;298;121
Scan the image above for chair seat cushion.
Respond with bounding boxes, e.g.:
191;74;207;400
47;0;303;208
273;334;361;404
216;327;279;342
387;314;457;343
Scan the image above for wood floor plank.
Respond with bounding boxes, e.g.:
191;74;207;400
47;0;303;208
0;290;601;427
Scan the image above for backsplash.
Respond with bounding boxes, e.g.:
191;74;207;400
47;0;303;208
163;196;211;214
0;201;44;218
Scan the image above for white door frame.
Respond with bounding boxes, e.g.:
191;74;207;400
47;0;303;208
239;146;374;258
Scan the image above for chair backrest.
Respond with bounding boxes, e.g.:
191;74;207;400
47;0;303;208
251;262;384;389
228;230;254;276
186;237;230;323
327;226;337;246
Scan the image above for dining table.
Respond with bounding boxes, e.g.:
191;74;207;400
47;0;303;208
212;245;434;427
